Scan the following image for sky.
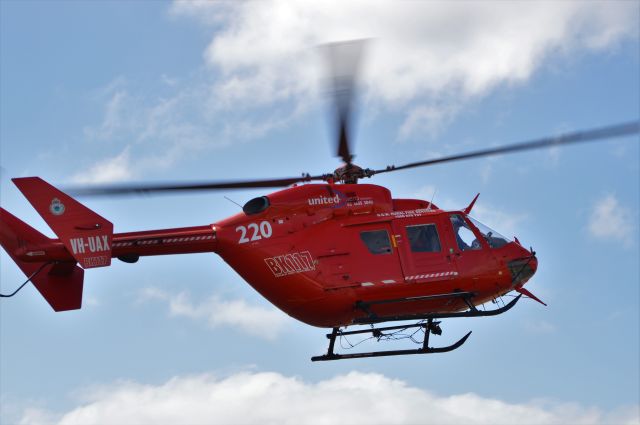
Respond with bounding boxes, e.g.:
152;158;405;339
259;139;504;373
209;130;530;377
0;1;639;424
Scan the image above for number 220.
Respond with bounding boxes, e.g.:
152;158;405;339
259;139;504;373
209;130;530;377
236;221;272;244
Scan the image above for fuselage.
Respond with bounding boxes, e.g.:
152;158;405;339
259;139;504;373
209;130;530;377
214;183;537;327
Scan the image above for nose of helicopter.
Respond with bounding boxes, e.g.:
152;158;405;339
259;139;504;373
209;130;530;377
507;248;538;287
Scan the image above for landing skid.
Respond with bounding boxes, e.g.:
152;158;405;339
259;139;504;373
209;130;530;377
311;295;521;362
311;319;471;361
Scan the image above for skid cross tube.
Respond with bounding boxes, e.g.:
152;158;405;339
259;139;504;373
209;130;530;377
311;319;471;361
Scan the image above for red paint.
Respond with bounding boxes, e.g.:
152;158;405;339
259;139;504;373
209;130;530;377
1;180;537;325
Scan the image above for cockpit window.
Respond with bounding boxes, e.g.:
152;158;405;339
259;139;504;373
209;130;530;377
406;224;441;252
360;230;392;255
467;216;511;249
450;214;482;251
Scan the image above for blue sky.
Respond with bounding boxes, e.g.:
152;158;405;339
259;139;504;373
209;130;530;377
1;1;638;424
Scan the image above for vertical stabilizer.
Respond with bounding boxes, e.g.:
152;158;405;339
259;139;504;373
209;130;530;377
0;208;84;311
12;177;113;269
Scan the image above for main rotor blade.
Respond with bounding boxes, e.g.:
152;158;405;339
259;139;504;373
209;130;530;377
64;174;325;197
373;121;640;176
325;40;366;165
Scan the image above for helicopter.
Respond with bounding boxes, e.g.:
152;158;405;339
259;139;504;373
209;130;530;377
1;42;638;361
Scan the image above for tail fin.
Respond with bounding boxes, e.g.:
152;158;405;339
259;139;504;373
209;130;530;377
12;177;113;269
1;208;84;311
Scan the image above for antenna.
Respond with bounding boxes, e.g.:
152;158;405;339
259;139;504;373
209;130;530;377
224;196;243;209
426;189;437;211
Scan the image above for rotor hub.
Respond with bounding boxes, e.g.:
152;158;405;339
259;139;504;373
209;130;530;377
333;163;363;184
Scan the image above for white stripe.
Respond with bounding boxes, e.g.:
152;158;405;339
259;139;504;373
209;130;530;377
381;279;396;284
361;282;374;287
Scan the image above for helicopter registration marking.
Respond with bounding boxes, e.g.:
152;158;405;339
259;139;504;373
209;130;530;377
69;235;110;254
264;251;315;277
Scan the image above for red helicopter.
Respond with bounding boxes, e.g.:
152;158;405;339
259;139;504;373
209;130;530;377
1;43;638;361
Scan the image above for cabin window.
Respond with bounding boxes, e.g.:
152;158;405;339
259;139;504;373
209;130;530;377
450;214;482;251
406;224;441;252
360;230;392;255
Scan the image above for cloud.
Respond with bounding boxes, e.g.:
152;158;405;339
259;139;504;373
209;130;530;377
82;90;132;142
406;186;528;238
173;1;637;134
398;103;460;141
587;194;635;246
73;2;637;181
70;147;133;184
18;371;639;425
79;79;221;177
75;71;304;182
72;2;637;181
471;204;528;241
139;287;288;340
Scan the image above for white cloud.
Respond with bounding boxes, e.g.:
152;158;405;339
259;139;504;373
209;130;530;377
83;90;132;142
587;194;636;246
72;2;637;181
398;103;460;141
76;72;303;182
139;287;288;340
73;2;637;180
173;0;637;128
18;371;639;425
70;147;133;184
405;187;528;238
471;203;528;241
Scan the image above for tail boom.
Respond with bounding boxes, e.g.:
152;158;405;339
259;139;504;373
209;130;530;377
12;225;218;265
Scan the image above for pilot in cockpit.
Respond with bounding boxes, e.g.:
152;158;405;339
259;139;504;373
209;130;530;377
450;214;477;251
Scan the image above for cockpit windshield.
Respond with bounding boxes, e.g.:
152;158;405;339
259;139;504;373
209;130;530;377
467;216;512;249
450;214;481;251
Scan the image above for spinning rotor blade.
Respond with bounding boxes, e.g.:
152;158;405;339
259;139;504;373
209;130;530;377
65;121;637;197
65;174;325;197
372;121;640;176
325;40;366;165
